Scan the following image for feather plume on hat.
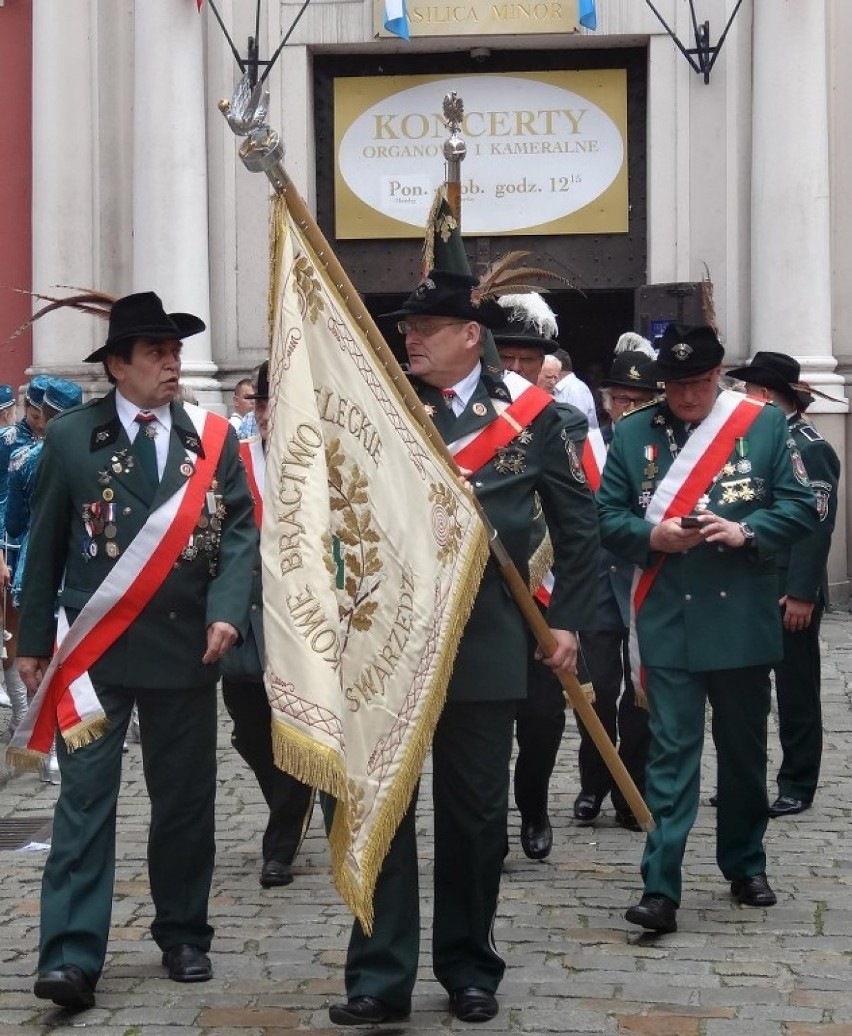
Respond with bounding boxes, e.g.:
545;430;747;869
4;287;115;342
498;293;558;339
472;250;572;304
614;331;656;359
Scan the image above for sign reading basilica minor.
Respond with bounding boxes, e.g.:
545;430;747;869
372;0;582;37
334;71;628;240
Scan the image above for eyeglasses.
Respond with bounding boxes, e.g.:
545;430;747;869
397;319;467;337
609;393;647;405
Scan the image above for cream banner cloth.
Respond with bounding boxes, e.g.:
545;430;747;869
263;194;489;930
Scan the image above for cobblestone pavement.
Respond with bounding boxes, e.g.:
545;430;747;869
1;611;852;1035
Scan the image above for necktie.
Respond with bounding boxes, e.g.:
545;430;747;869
133;412;159;484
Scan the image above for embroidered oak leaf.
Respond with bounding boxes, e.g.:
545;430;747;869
325;438;384;646
294;255;326;324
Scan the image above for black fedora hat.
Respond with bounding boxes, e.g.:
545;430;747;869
725;351;803;405
493;293;558;353
245;360;269;401
382;270;508;331
650;323;724;382
601;350;659;391
84;291;206;363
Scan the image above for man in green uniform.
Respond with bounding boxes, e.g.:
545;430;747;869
597;324;818;935
726;351;840;817
15;292;257;1009
329;271;599;1026
492;291;579;861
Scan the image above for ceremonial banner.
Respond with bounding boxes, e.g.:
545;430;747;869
262;193;489;929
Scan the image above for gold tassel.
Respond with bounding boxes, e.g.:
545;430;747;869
527;529;554;596
4;747;44;773
63;715;109;752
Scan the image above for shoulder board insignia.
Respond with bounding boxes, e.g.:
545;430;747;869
622;399;658;418
798;423;824;443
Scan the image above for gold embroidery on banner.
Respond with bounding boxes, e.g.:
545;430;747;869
294;254;326;323
344;568;416;713
325;438;382;648
428;483;466;564
277;422;324;576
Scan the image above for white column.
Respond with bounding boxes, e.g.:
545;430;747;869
31;0;102;382
133;0;218;400
751;0;845;413
753;0;848;599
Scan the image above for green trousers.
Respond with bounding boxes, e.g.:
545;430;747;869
39;682;218;982
774;603;824;802
641;666;771;904
344;699;517;1012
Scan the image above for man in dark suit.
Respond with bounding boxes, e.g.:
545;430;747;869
222;360;313;888
573;350;658;833
726;352;840;818
597;324;819;935
491;291;590;861
329;271;599;1026
15;292;257;1010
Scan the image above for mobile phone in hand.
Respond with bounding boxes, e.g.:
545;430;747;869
680;515;701;529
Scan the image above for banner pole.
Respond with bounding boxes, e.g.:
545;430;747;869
223;113;654;833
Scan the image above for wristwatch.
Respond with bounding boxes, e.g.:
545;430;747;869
738;521;756;547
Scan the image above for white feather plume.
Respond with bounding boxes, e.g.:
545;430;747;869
497;292;558;340
614;332;656;358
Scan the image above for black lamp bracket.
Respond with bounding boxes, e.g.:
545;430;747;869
644;0;744;84
205;0;312;88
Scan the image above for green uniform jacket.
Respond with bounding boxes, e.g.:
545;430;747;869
18;392;257;689
420;372;600;702
776;414;840;604
597;396;819;672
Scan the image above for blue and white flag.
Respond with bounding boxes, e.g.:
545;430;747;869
384;0;410;40
578;0;597;30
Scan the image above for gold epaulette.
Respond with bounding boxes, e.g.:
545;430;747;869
619;398;661;420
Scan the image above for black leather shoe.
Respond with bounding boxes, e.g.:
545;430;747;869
768;795;811;818
449;987;499;1023
730;873;777;906
614;809;642;832
624;893;678;933
520;815;553;859
260;859;294;887
34;965;96;1009
573;792;602;825
328;995;409;1025
161;944;212;982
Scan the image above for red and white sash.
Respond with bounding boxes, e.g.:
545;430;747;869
448;375;551;473
534;426;607;607
581;426;608;493
629;390;764;692
8;405;230;763
239;434;265;529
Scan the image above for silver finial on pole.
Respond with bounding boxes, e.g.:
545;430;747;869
442;92;466;184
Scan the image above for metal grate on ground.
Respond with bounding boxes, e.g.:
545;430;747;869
0;816;52;850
